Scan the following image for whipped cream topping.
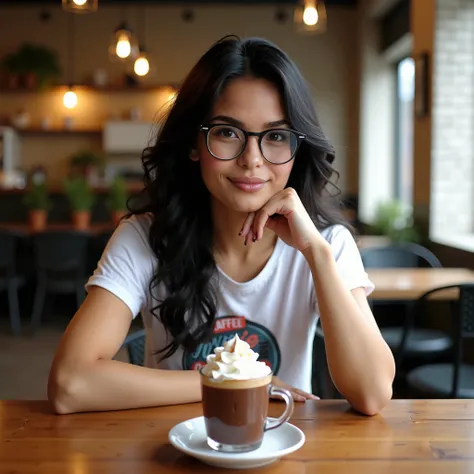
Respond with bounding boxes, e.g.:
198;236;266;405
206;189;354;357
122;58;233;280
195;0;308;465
201;334;272;381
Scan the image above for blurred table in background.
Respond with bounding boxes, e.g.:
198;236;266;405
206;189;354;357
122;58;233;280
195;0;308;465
368;267;474;300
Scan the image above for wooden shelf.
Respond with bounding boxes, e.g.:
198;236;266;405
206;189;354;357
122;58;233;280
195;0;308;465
16;128;102;136
0;84;179;94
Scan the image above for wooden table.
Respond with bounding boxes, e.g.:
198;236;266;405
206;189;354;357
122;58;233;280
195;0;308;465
368;268;474;300
1;400;474;473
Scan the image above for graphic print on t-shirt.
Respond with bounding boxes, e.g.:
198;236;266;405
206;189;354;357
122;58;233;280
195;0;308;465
182;316;281;374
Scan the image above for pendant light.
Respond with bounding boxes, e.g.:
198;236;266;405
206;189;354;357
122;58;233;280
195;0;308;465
109;7;138;61
134;7;151;77
134;48;150;76
62;0;98;14
63;13;77;109
294;0;327;35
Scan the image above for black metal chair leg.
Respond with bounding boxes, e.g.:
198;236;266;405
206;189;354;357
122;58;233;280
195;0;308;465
7;282;21;336
30;282;46;334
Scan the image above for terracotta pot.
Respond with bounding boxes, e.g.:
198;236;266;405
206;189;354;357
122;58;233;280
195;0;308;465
23;72;37;89
7;73;19;89
72;211;91;230
28;210;47;232
111;210;126;227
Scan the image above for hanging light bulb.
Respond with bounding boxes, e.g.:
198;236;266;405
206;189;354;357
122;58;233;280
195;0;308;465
134;48;150;76
303;5;318;26
63;88;77;109
294;0;327;34
63;14;77;111
133;9;152;78
62;0;98;14
109;22;138;61
116;34;131;59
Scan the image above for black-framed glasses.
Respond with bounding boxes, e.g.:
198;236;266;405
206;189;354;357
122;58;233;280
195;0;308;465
199;123;306;165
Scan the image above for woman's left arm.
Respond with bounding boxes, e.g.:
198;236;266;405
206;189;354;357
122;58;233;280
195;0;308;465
247;187;395;416
304;242;395;416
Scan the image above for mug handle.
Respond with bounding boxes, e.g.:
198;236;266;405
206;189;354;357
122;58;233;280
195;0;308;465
264;385;294;432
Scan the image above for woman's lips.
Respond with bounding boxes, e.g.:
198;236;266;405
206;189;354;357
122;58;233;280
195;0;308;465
228;177;267;192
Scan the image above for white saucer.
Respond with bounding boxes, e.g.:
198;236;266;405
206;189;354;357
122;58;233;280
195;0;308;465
168;416;305;469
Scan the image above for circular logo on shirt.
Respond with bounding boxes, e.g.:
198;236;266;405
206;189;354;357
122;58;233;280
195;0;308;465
182;316;281;374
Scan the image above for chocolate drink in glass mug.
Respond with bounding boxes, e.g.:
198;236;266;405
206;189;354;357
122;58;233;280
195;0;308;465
200;334;294;453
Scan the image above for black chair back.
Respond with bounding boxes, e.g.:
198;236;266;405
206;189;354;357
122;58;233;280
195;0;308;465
33;231;90;274
360;242;442;269
0;231;20;278
0;230;24;335
122;329;146;366
453;284;474;397
401;283;474;398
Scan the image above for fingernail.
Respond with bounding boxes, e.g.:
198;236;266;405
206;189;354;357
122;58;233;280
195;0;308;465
252;236;256;243
244;239;247;247
238;230;243;236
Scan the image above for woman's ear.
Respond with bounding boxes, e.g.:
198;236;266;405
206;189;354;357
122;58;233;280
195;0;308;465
190;149;199;161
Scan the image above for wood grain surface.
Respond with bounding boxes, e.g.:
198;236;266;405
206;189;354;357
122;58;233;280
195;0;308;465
1;400;474;473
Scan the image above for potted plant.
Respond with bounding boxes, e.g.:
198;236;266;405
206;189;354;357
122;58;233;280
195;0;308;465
1;43;61;90
106;176;128;226
69;149;105;180
1;52;21;89
32;45;62;89
18;43;61;89
372;200;421;243
23;182;52;232
64;177;96;230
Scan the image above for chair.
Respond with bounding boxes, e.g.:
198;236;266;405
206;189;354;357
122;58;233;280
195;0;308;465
405;284;474;398
122;329;146;366
312;242;450;397
360;243;451;361
95;230;113;254
30;231;90;332
312;321;341;398
0;230;25;336
88;230;113;275
360;242;442;269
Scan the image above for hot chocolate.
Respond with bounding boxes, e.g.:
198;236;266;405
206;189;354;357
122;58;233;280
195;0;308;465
200;334;293;453
202;374;272;447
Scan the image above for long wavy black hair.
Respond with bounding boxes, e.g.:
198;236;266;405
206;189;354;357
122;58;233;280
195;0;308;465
130;35;349;360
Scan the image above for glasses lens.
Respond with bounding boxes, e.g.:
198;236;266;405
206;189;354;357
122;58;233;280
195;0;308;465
261;129;298;164
207;125;245;160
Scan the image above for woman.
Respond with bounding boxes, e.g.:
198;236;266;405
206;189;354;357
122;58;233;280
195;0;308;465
48;36;395;416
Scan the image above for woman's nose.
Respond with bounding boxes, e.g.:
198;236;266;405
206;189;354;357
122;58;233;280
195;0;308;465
237;136;264;168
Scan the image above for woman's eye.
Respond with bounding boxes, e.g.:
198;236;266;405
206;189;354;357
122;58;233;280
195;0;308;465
267;132;286;142
217;127;237;138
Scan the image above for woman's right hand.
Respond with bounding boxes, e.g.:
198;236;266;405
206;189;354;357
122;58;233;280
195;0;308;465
271;376;320;402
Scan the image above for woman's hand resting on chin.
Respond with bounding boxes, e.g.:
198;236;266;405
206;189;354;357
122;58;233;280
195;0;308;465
239;188;328;257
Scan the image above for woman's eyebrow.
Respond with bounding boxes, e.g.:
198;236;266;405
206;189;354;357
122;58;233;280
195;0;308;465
209;115;290;129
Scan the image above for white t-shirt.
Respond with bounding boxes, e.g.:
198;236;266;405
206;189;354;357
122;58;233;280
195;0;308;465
86;214;374;393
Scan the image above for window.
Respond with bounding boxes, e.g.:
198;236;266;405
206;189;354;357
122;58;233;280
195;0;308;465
394;57;414;208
